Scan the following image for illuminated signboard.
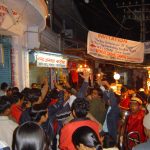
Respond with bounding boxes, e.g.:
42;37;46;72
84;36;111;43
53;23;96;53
36;53;68;68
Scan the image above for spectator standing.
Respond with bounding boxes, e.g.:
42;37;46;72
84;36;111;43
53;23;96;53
59;98;102;150
0;96;18;148
12;121;50;150
10;92;24;123
87;88;106;124
133;104;150;150
0;82;8;96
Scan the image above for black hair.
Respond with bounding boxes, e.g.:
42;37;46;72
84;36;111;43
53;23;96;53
31;83;37;88
121;86;128;94
30;103;47;122
13;121;48;150
72;126;102;150
71;98;89;118
27;88;42;104
21;88;31;96
0;96;11;114
12;87;19;95
88;87;103;97
21;88;31;108
7;87;12;92
49;88;59;99
136;91;147;104
0;82;8;90
11;92;24;104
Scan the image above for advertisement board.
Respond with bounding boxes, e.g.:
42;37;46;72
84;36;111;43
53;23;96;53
36;53;68;68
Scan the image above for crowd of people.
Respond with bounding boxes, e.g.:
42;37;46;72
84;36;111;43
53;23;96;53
0;71;150;150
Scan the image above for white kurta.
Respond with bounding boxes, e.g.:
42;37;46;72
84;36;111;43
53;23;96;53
0;116;18;149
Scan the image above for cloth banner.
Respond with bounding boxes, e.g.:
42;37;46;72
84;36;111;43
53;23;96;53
87;31;144;63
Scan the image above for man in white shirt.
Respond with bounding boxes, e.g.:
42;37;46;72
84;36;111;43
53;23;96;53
0;96;18;149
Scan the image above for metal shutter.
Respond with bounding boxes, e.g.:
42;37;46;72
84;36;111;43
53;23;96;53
0;36;12;85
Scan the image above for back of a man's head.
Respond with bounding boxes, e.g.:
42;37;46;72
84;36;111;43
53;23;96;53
0;82;8;91
0;96;11;115
71;98;89;118
27;88;42;104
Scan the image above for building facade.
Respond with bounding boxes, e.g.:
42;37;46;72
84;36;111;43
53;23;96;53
0;0;48;89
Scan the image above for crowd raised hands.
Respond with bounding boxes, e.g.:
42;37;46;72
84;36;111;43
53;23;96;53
0;71;150;150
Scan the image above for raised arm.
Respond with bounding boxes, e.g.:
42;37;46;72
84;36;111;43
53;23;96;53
41;77;49;100
76;71;90;98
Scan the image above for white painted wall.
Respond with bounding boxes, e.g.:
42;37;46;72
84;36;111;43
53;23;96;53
11;25;41;90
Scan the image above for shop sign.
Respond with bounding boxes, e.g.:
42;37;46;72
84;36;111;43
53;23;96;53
87;31;144;63
36;53;68;68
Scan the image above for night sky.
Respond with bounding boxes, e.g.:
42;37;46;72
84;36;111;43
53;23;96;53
74;0;150;42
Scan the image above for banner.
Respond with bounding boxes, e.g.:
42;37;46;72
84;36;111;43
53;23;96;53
87;31;144;63
36;53;68;68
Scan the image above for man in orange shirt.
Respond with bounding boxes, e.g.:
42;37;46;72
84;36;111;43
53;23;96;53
59;98;102;150
10;92;24;123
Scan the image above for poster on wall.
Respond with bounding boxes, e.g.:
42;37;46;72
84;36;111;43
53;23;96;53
87;31;144;63
36;53;68;68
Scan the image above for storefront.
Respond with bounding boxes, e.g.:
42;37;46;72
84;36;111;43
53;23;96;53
0;0;48;89
29;51;68;89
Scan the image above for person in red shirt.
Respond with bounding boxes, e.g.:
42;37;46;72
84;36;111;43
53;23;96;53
10;92;24;123
119;86;131;111
124;96;147;149
59;98;102;150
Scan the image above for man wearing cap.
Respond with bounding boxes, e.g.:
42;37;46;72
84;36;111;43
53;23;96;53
133;104;150;150
124;96;147;149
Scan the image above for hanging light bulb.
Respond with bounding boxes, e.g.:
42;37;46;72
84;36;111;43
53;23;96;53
84;64;87;68
114;72;120;81
79;65;83;68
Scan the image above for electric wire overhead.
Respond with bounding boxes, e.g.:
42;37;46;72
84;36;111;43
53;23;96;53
100;0;132;30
